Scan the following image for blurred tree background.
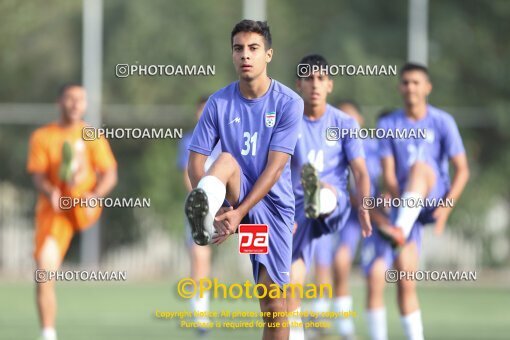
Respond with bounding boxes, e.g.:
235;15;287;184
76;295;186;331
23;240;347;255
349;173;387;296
0;0;508;266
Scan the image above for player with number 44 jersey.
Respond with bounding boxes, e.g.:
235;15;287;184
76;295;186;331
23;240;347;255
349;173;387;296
286;54;372;340
185;20;303;340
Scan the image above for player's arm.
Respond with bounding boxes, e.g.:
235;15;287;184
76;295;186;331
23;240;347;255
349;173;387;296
377;117;399;198
32;173;60;211
187;98;218;189
89;168;117;198
370;206;391;228
87;138;118;198
347;170;358;208
27;131;60;211
349;157;372;237
213;98;303;244
213;150;289;244
446;153;469;203
433;115;470;234
238;150;288;216
381;156;400;198
433;153;469;234
188;152;208;189
349;171;391;228
183;167;192;192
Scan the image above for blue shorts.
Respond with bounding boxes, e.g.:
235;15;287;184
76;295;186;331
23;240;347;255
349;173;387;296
361;219;423;276
360;178;448;275
335;208;362;259
416;154;449;226
312;233;334;267
292;189;350;269
237;170;293;288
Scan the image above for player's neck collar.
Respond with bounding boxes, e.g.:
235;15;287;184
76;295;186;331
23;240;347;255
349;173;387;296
236;77;273;102
304;103;328;122
403;104;429;122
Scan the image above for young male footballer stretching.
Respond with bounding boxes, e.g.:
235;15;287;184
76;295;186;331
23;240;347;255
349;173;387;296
27;84;117;340
363;63;469;340
287;55;372;340
185;20;303;340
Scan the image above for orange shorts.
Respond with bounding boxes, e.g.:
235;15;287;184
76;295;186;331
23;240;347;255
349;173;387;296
33;201;102;260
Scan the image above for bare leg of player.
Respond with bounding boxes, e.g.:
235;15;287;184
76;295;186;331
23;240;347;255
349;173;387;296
365;258;388;340
333;245;355;338
190;244;211;283
36;237;62;340
394;161;436;239
403;161;436;198
258;264;289;340
189;244;211;326
203;152;242;206
287;259;306;340
395;242;424;340
380;161;437;247
313;262;331;314
186;152;241;245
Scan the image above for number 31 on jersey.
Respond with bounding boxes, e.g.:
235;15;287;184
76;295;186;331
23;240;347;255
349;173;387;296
241;132;258;156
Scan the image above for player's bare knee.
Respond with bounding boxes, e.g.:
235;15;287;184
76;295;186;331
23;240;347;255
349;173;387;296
286;296;301;312
335;246;352;277
410;161;436;186
370;259;387;285
215;152;239;170
260;295;286;315
396;243;419;272
37;237;61;272
290;259;306;285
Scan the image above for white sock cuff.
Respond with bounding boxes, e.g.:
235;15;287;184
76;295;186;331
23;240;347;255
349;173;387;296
365;308;388;340
334;296;353;312
402;191;422;199
197;175;226;213
400;309;424;340
395;191;424;238
313;298;330;313
288;307;301;321
289;307;305;340
197;175;226;197
366;307;386;317
319;188;337;215
401;309;422;323
42;328;57;340
335;297;355;336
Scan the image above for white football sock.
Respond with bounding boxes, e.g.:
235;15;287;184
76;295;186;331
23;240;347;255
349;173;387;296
41;327;57;340
196;175;226;233
288;307;304;340
365;308;388;340
400;310;424;340
312;297;330;314
394;192;423;238
334;296;355;336
319;188;337;215
191;291;210;322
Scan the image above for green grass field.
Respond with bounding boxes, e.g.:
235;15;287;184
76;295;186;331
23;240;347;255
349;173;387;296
2;281;509;339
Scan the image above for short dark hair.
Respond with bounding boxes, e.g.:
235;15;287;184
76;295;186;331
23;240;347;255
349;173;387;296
298;54;329;68
336;99;361;114
400;62;429;78
297;54;329;78
58;82;82;98
231;20;272;49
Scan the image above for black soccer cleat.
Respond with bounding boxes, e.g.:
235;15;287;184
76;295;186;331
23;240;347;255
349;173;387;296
301;163;321;219
185;188;212;246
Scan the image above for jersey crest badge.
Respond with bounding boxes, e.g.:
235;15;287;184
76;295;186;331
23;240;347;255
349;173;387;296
265;111;276;128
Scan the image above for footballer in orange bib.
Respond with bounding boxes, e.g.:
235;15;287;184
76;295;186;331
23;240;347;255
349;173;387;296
27;83;117;340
